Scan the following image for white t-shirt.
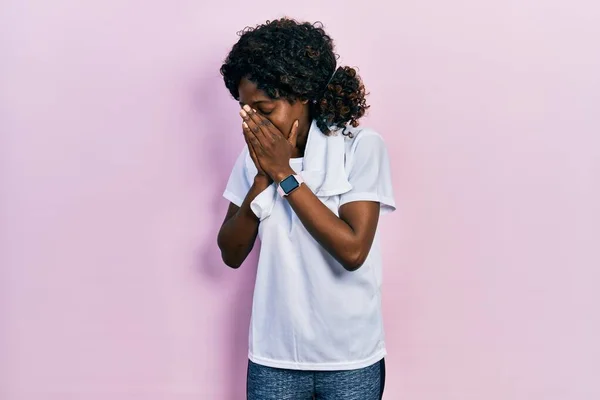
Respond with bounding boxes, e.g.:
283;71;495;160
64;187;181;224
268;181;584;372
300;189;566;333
223;125;396;371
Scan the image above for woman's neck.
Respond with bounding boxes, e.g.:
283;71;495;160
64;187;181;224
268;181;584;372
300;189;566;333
292;119;311;157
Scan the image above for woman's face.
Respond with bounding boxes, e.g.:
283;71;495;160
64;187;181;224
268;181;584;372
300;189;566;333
237;77;308;139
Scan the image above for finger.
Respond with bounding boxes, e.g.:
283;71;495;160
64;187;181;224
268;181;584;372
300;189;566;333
288;120;299;147
262;117;286;141
243;105;273;144
248;108;288;145
242;122;253;151
242;121;262;154
239;108;256;133
247;137;260;167
246;136;259;163
241;109;268;147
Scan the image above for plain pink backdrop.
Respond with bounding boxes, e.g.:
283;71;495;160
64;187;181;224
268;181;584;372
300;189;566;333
1;1;599;399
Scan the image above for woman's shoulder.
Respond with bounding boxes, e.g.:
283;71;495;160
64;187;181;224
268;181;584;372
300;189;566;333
342;125;387;155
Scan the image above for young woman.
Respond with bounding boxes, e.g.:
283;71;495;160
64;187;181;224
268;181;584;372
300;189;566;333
217;18;396;399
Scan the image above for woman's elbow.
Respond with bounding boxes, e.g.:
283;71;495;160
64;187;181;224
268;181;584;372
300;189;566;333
340;249;369;272
217;235;243;269
221;253;243;269
217;244;245;269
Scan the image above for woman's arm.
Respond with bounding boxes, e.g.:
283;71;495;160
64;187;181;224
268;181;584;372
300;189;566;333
240;106;383;271
274;169;380;271
217;176;270;269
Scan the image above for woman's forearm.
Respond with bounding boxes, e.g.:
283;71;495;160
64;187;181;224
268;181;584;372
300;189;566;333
274;170;378;271
217;176;270;268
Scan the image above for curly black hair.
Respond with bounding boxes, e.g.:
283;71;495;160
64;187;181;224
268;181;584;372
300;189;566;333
220;18;369;135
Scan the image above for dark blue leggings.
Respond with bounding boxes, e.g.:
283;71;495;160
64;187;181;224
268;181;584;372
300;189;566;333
247;358;386;399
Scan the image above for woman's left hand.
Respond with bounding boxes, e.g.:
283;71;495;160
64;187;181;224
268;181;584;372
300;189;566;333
240;105;299;183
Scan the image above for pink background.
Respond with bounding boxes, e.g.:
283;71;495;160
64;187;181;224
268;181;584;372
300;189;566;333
2;1;599;399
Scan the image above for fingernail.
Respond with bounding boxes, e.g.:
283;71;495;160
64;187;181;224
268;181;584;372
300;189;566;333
243;105;251;112
243;122;248;128
294;120;299;127
240;109;247;117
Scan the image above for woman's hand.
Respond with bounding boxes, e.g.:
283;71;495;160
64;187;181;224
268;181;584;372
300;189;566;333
242;120;272;185
240;105;299;183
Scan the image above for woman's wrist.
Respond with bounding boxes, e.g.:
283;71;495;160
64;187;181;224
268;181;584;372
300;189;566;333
272;167;295;184
253;174;272;188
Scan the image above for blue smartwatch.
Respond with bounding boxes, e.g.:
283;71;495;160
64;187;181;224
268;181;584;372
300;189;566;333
277;174;304;197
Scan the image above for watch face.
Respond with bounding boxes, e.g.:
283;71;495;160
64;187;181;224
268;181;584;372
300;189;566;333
280;175;300;194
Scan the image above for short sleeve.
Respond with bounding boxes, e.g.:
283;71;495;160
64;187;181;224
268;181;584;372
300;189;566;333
223;147;251;207
339;133;396;214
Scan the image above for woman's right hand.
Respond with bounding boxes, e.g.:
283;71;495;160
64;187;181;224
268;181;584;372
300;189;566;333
243;122;273;185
